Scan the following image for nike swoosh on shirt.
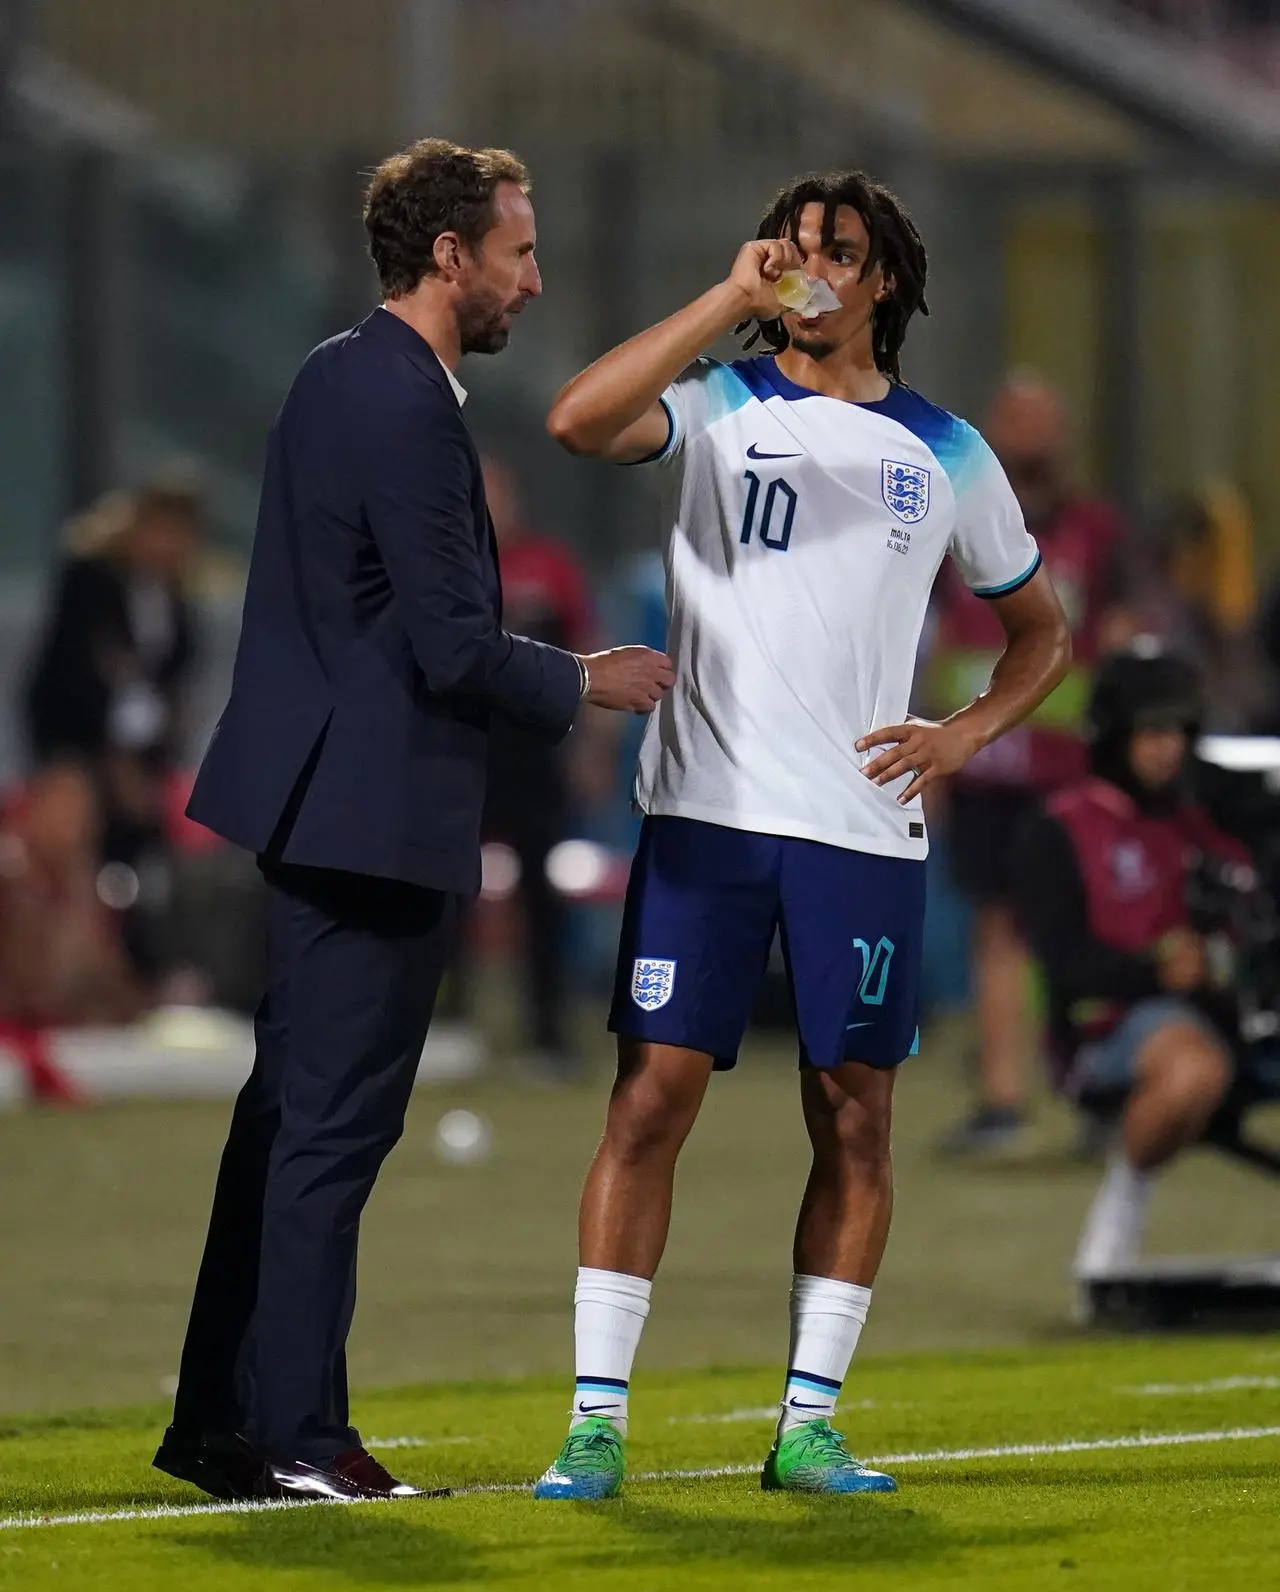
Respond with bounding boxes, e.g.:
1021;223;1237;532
746;444;802;460
846;1021;875;1031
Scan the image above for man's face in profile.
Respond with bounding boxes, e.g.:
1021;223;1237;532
458;182;542;355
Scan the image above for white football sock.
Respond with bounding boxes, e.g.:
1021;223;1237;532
570;1266;652;1435
1074;1155;1151;1278
777;1274;872;1436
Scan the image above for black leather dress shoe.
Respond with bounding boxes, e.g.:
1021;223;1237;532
153;1427;267;1500
267;1447;448;1501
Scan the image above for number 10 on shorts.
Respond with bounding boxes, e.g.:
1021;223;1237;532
853;937;895;1007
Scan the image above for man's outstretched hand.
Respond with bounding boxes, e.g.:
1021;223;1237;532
579;647;675;714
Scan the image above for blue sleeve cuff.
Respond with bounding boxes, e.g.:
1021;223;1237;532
972;550;1042;600
620;396;677;467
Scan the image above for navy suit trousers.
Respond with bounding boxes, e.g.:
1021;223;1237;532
172;861;457;1459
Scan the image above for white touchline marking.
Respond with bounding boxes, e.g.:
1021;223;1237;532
3;1425;1279;1530
1121;1377;1280;1397
630;1425;1280;1481
0;1498;333;1530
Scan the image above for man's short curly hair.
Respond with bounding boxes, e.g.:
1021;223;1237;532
363;138;530;299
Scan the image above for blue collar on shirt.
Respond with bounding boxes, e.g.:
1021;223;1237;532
730;354;922;425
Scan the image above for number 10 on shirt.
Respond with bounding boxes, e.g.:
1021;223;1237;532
740;471;798;552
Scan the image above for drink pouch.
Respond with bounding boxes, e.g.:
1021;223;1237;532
773;270;841;315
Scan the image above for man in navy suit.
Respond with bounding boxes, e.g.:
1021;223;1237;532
154;138;673;1503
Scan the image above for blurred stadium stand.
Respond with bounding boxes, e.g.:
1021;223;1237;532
2;2;1275;558
1;0;1276;730
922;1;1280;156
0;0;1278;1096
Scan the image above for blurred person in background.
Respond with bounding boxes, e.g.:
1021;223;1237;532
449;454;605;1082
1012;643;1248;1303
1134;488;1264;730
23;477;202;984
928;373;1138;1156
0;763;144;1101
1254;574;1280;732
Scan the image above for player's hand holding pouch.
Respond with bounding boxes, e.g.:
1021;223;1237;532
727;238;841;320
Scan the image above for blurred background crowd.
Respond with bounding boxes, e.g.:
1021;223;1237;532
1;0;1279;1136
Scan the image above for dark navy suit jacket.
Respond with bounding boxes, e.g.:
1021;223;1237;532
188;307;583;894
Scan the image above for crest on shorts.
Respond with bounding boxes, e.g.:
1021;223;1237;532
882;460;930;524
631;958;676;1012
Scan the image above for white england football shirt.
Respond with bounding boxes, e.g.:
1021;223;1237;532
632;354;1040;860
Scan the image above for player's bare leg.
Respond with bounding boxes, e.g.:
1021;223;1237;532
1075;1022;1230;1279
939;900;1032;1158
1121;1022;1230;1171
761;1059;898;1494
972;901;1031;1117
534;1039;712;1498
579;1038;715;1279
793;1060;895;1285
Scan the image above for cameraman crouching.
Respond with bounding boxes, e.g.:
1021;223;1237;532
1013;641;1248;1285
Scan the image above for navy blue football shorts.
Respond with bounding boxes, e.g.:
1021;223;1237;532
608;816;925;1071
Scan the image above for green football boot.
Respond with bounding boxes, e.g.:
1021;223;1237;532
761;1418;897;1494
532;1417;625;1500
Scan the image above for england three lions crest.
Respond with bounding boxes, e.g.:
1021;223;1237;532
631;958;676;1011
882;460;931;525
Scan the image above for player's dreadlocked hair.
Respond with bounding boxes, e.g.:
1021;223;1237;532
739;170;929;384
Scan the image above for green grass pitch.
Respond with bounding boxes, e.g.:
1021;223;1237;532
5;1018;1280;1588
3;1336;1280;1590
